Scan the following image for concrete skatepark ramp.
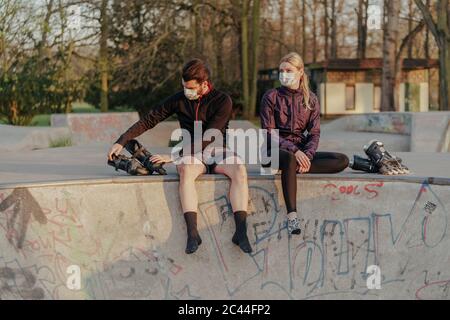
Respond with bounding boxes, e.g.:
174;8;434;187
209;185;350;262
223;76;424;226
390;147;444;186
0;175;449;300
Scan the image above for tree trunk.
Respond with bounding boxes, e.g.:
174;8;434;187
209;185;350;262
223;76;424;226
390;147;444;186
241;0;250;117
302;0;307;59
313;2;318;62
424;0;430;59
415;0;449;110
193;0;203;54
395;21;426;113
381;0;400;112
408;0;414;58
330;0;337;59
248;0;260;119
356;0;365;59
212;0;224;85
357;0;367;59
99;0;109;113
437;0;450;111
323;0;329;60
39;0;54;59
440;39;450;111
279;0;285;58
65;41;75;114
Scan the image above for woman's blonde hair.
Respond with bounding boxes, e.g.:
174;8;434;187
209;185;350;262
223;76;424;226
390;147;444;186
279;52;312;110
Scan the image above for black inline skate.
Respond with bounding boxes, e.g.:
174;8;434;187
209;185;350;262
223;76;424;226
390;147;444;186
124;139;167;175
108;154;150;175
348;155;379;173
363;140;410;175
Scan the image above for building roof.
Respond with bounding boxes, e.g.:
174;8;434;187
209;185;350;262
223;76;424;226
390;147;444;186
306;58;439;71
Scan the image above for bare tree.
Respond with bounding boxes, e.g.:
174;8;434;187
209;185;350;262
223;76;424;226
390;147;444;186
414;0;450;111
323;0;329;60
278;0;285;59
248;0;260;119
330;0;337;59
356;0;369;59
301;0;307;59
381;0;400;111
99;0;109;112
240;0;249;117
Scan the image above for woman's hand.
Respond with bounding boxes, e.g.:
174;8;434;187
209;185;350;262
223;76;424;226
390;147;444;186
108;143;124;161
294;150;310;171
149;154;172;164
297;163;311;173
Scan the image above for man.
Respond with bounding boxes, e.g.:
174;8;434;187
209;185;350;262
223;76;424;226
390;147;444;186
108;59;252;254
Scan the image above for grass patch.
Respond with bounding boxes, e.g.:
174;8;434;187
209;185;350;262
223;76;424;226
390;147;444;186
72;102;99;113
112;105;135;113
30;114;51;126
49;136;73;148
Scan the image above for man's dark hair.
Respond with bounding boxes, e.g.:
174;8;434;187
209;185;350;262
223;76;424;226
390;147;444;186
182;59;211;84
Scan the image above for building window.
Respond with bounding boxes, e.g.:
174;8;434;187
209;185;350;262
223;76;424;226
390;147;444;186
345;85;355;110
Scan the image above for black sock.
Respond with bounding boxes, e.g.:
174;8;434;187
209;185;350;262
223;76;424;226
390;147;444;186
184;212;202;254
232;211;252;253
233;211;247;238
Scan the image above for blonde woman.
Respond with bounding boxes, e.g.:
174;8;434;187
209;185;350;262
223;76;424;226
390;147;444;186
260;52;349;235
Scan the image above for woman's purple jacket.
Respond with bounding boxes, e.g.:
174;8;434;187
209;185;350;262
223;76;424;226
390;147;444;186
259;86;321;160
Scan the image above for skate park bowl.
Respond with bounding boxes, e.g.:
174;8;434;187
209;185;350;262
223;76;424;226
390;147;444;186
2;111;449;153
1;172;450;300
1;112;450;300
50;113;258;148
320;112;450;152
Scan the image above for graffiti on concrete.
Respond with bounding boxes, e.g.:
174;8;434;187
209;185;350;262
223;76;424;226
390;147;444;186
195;180;449;299
0;179;448;299
0;188;47;249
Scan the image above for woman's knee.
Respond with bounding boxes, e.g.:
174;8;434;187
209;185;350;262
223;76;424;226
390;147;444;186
336;153;349;172
280;151;297;172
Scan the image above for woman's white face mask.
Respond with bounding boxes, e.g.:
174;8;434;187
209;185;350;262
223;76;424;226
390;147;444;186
279;71;300;88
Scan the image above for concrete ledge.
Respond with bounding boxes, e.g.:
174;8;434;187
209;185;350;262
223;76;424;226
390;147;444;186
1;173;450;190
0;175;449;299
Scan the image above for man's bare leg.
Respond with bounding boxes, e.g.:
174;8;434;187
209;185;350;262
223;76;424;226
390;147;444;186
177;156;206;254
214;160;252;253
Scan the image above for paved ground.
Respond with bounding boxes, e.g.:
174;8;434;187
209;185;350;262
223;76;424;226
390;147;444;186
1;143;450;187
1;115;450;300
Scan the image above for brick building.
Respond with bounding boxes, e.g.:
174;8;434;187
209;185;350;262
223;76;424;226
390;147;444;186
257;58;439;116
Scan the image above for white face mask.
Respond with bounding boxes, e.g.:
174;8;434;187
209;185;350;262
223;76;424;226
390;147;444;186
184;87;200;100
279;72;300;88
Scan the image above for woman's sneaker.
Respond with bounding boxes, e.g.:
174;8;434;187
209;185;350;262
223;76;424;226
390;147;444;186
287;217;301;235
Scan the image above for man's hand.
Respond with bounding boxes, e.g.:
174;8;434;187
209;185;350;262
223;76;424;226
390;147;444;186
294;150;311;172
149;154;172;164
108;143;124;161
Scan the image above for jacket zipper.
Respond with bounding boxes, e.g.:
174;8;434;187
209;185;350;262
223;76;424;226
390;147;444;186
291;95;295;132
195;96;202;124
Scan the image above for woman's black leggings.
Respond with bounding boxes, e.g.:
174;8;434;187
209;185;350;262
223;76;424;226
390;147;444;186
278;150;349;213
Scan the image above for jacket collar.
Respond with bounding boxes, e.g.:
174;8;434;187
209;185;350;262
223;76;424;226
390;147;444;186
278;85;303;96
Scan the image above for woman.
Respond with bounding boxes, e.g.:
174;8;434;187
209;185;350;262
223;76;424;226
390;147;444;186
260;52;349;235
